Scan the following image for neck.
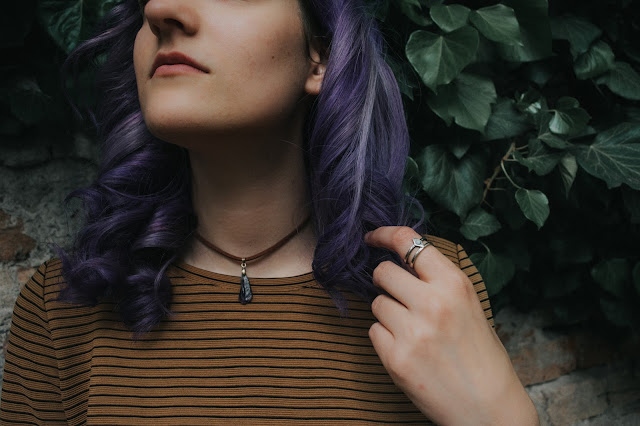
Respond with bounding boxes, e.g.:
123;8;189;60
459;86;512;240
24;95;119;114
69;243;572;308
178;124;316;278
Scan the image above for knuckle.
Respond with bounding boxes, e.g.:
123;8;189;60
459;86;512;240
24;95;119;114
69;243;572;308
371;294;384;312
391;226;418;250
406;321;435;343
372;260;393;282
450;273;475;298
368;321;382;339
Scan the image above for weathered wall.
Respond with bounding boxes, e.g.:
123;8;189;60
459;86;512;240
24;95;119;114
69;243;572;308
0;136;638;425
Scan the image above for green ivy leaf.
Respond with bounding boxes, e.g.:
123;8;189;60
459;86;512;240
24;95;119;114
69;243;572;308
398;0;435;27
596;61;640;101
550;15;602;59
513;138;563;176
430;4;470;33
592;258;630;298
600;298;635;328
460;207;502;241
97;0;123;17
403;156;421;195
515;188;550;229
38;0;84;53
470;250;515;295
427;73;497;132
420;144;487;218
515;88;545;117
574;41;615;80
406;26;479;91
549;97;591;135
496;0;551;62
482;98;531;141
558;153;578;197
448;140;471;160
538;116;571;149
469;4;523;46
633;262;640;296
525;62;554;87
389;55;420;101
570;122;640;190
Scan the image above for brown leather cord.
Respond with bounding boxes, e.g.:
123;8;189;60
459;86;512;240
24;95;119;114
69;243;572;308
193;214;312;263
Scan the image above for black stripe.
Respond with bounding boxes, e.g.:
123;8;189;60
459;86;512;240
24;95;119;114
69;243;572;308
87;392;416;406
89;371;392;385
84;412;429;423
85;402;421;415
53;330;372;352
89;382;403;395
1;361;59;383
91;355;387;370
1;379;61;396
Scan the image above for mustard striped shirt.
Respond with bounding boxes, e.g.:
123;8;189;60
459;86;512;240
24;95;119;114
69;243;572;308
1;235;494;424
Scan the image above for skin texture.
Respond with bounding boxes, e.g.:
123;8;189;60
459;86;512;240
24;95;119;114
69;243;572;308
366;226;540;425
134;0;322;145
134;0;324;278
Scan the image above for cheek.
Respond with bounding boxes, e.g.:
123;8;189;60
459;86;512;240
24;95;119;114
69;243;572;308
133;30;155;95
230;27;309;100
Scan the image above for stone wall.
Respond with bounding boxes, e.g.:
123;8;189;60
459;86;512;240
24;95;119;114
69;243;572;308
0;136;638;424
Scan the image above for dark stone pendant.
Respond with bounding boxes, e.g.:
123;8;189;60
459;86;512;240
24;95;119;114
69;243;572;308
239;259;252;304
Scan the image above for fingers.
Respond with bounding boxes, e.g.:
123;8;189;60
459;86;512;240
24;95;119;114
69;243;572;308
371;293;407;333
368;321;394;363
365;226;463;284
372;260;427;309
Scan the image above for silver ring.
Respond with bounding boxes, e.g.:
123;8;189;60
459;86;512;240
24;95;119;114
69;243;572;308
404;237;431;268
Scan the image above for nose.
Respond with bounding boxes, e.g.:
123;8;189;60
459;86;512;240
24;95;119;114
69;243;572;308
143;0;199;39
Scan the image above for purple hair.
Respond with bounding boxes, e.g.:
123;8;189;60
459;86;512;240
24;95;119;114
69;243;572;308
57;0;425;335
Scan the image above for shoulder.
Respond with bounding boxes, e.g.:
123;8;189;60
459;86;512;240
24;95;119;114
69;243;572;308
20;258;67;306
423;234;463;266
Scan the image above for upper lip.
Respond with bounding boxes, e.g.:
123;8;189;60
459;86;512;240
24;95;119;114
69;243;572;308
151;51;209;76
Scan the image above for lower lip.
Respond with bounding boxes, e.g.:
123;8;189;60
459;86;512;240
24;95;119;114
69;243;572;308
153;64;207;77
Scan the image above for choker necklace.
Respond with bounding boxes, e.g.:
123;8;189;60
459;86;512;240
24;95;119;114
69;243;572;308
194;214;312;304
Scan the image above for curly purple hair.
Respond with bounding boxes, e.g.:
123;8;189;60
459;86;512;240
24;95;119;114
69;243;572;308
57;0;425;334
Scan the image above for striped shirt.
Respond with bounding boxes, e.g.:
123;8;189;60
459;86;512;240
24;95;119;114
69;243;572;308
1;235;494;424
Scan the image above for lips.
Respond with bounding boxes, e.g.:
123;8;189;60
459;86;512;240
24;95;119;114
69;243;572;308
151;52;209;77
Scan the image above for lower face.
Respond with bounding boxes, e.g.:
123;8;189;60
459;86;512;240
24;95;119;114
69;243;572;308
133;0;313;149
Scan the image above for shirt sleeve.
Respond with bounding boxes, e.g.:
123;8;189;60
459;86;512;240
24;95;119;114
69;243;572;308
0;260;67;424
456;244;495;329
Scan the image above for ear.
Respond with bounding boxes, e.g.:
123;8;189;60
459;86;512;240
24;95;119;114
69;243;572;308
304;45;326;96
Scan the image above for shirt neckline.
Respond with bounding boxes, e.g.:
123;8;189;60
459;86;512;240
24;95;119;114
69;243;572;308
170;261;316;285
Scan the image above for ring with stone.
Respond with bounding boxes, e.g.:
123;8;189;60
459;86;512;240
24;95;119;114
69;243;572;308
404;237;431;269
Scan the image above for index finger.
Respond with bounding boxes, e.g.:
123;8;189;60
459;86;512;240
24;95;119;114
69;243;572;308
364;226;460;283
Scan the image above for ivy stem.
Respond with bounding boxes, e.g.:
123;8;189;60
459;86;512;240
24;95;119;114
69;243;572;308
482;142;519;203
501;161;523;190
479;241;491;253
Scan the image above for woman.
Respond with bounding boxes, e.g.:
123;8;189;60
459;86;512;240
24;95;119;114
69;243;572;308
1;0;539;424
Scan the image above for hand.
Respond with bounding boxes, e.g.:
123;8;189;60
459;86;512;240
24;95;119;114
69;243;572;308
365;226;539;426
